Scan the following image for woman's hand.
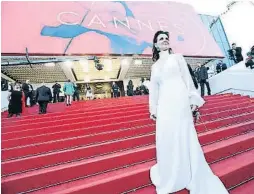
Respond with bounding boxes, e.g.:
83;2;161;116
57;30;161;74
150;114;157;121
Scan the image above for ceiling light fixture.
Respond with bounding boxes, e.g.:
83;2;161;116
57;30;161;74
134;59;142;65
44;62;55;67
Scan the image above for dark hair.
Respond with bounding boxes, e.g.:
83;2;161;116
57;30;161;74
128;80;133;86
152;31;171;62
232;43;236;46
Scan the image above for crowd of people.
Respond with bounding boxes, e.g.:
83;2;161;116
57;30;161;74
6;79;136;117
6;61;212;118
7;43;253;118
228;43;254;69
6;79;84;117
126;79;150;96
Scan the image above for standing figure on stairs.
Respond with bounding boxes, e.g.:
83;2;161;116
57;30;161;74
36;83;52;114
149;31;228;194
7;83;23;118
52;81;61;103
196;62;211;97
63;79;75;106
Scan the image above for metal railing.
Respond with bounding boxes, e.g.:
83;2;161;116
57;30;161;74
214;88;254;97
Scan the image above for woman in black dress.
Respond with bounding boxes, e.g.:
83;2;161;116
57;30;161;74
7;84;23;118
127;80;134;96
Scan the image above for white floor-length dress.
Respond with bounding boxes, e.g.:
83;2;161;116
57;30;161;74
149;51;228;194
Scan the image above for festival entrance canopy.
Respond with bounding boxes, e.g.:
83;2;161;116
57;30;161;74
2;1;223;59
1;1;224;83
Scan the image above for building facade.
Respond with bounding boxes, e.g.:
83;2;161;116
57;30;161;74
200;14;234;67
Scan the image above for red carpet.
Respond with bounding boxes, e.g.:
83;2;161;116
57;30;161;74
1;94;254;194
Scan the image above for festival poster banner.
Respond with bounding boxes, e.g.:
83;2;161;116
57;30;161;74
1;1;224;57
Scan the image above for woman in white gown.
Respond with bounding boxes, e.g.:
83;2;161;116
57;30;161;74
149;31;228;194
86;84;93;100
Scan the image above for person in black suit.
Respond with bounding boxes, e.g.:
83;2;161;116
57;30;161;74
216;60;228;73
36;83;52;114
112;82;119;98
196;62;211;97
73;82;80;101
22;80;34;107
228;43;243;63
52;81;61;103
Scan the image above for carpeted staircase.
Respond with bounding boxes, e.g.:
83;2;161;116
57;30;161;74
1;94;254;194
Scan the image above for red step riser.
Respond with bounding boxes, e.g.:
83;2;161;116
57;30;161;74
3;106;253;135
2;105;149;127
58;168;153;194
2;136;253;194
199;123;254;145
230;179;254;194
3;106;254;148
129;186;189;194
199;106;254;123
200;102;251;113
1;97;249;124
204;94;237;99
204;137;254;163
3;99;248;131
3;123;253;177
2;118;153;140
0;113;245;149
2;114;253;159
3;107;253;141
1;123;154;161
1;96;246;125
2;113;149;135
2;110;253;146
221;162;254;189
2;99;250;127
40;155;254;194
2;149;156;193
4;103;254;132
2;124;155;149
2;134;155;175
196;113;254;132
203;99;250;109
204;96;247;103
1;102;147;121
2;109;150;131
128;186;157;194
206;98;250;107
130;178;254;194
2;112;151;131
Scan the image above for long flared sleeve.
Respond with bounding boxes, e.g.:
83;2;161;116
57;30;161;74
149;65;159;116
177;54;205;107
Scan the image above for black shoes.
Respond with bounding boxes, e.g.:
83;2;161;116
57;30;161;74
8;113;21;118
